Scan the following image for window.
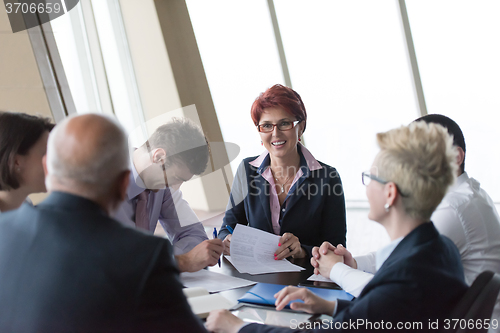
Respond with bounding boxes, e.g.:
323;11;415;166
406;0;500;202
51;2;101;114
186;0;285;173
51;0;144;135
187;1;424;253
274;0;419;203
91;0;144;134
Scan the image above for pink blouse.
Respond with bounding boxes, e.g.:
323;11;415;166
249;144;322;235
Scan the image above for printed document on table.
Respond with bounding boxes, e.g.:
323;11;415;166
224;255;235;266
230;224;305;275
180;269;256;293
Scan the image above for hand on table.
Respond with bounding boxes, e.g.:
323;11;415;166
175;239;224;272
274;232;305;260
222;234;231;255
205;309;245;333
274;286;336;315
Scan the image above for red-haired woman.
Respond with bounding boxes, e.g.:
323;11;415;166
218;84;346;259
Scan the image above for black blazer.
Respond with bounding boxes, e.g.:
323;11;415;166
219;148;346;256
0;192;205;333
241;222;468;332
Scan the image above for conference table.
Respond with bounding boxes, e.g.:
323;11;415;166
207;255;324;304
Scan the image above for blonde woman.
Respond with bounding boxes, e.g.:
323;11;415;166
207;122;468;333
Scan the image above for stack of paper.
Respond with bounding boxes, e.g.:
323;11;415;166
228;224;305;275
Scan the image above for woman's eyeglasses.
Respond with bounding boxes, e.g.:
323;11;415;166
361;171;409;197
257;120;301;133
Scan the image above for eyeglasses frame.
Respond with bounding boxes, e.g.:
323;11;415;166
257;120;302;133
361;171;409;198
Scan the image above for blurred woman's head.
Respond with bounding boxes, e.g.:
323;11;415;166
251;85;307;160
0;112;54;194
367;121;457;222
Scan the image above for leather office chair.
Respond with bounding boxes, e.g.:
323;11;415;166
442;271;500;333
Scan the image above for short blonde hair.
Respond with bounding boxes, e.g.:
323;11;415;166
376;121;458;221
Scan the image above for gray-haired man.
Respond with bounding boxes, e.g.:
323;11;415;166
0;114;206;332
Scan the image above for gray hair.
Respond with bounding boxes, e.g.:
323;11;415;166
46;114;129;196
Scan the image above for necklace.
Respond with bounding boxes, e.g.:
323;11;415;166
270;168;294;194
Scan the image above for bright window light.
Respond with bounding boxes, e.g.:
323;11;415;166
274;0;419;202
407;0;500;201
51;3;101;114
91;0;144;135
186;0;285;174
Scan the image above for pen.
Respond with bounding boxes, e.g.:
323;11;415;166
226;225;234;234
213;227;221;267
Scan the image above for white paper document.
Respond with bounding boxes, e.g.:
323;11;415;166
224;255;235;266
229;224;305;275
183;287;235;319
307;274;334;282
180;269;256;293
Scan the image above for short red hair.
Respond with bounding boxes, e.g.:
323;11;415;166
250;84;307;133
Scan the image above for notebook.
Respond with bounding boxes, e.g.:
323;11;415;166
238;283;354;309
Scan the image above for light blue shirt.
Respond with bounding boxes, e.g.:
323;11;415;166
113;161;208;255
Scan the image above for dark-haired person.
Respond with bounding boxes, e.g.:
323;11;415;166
218;84;346;259
0;111;54;212
417;114;500;286
114;118;224;273
206;121;467;333
419;115;500;330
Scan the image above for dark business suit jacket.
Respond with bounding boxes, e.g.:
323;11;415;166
241;222;468;332
0;192;206;333
219;148;346;256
